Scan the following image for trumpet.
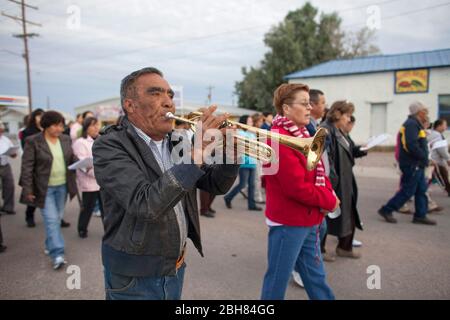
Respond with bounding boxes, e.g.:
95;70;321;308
166;110;327;170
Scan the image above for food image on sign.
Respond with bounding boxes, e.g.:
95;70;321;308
395;69;429;93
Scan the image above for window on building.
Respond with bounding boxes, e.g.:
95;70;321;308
438;95;450;130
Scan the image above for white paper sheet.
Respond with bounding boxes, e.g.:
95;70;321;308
68;157;93;171
1;145;20;156
360;133;390;151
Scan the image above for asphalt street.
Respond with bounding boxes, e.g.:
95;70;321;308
1;152;449;300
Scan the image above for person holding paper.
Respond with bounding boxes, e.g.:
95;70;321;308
70;111;94;142
19;111;78;270
0;121;17;215
72;117;102;238
320;101;363;259
428;119;450;196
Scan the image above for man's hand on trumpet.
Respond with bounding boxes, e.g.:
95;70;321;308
191;105;236;166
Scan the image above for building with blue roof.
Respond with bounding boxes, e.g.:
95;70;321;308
285;48;450;146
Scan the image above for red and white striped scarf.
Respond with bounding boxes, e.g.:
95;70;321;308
272;114;326;187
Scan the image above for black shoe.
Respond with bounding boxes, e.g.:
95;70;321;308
78;230;88;238
255;200;266;204
224;199;232;209
61;220;70;228
200;211;215;218
0;245;7;253
208;208;216;214
249;206;262;211
378;208;397;223
412;217;437;225
26;220;36;228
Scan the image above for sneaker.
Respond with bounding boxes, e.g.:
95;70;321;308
292;271;304;288
412;217;437;225
0;245;7;253
322;252;336;262
352;239;363;247
377;208;397;223
61;220;70;228
224;199;232;209
398;204;412;214
428;206;444;214
53;256;67;270
336;247;361;259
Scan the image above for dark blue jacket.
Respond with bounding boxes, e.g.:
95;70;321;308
398;116;429;168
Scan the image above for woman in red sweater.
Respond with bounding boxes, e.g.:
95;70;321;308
260;83;339;300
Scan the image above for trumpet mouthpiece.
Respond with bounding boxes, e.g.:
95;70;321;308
165;112;175;119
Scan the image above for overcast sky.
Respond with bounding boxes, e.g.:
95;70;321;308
1;0;449;114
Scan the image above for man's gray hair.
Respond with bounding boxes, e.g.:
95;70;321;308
120;67;163;109
409;101;427;115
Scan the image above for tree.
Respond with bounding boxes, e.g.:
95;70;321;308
235;2;380;112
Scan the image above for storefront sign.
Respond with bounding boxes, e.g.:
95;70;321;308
395;69;429;93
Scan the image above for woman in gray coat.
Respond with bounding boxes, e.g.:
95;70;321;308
19;111;78;269
320;101;364;259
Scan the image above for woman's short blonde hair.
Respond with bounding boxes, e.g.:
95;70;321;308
273;83;310;115
326;100;355;123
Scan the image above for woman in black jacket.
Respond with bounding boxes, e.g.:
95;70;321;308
320;101;366;259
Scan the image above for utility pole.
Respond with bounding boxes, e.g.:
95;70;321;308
2;0;41;115
206;85;214;105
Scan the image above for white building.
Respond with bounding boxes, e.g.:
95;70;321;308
285;48;450;146
0;95;29;139
0;94;74;139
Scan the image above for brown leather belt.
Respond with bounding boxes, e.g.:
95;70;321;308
176;245;186;270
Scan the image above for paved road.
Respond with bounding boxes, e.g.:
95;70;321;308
1;153;449;299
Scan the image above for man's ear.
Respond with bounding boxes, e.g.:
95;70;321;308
123;99;135;115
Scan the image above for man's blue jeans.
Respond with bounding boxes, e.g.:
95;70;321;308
381;165;428;219
40;184;67;261
261;225;335;300
224;167;257;209
104;264;186;300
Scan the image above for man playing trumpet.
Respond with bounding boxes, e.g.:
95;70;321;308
93;67;240;300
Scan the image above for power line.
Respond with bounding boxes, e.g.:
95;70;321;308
27;0;406;68
2;0;41;114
